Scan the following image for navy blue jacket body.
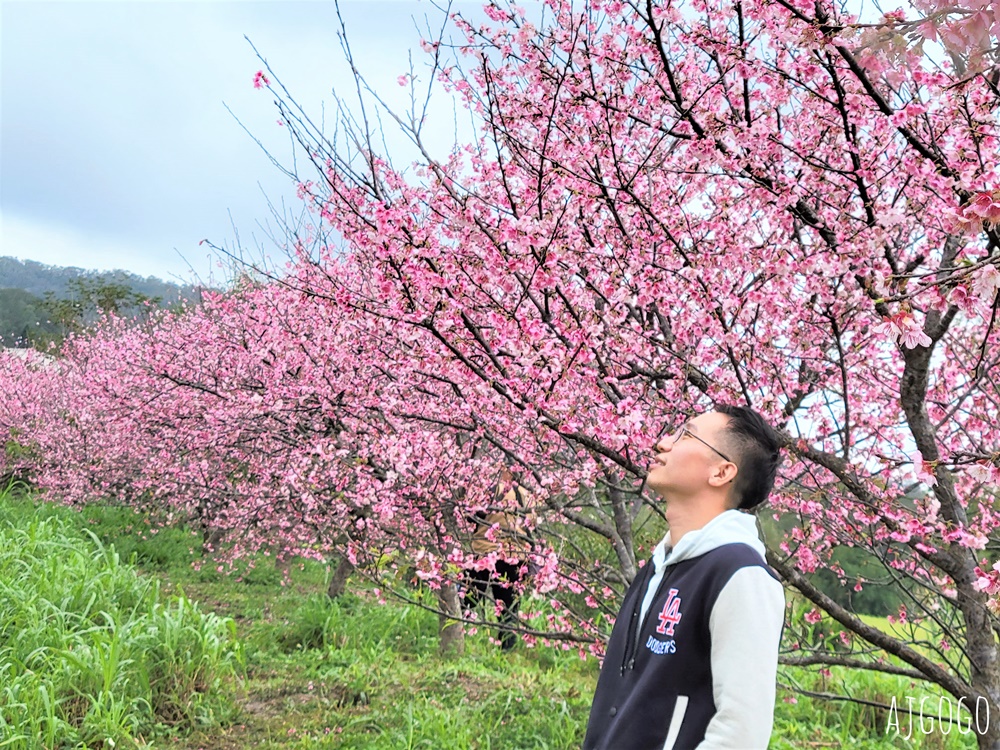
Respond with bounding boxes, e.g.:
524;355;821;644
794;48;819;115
583;543;775;750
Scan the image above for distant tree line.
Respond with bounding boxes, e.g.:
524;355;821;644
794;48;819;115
0;288;57;347
0;257;203;300
0;257;205;348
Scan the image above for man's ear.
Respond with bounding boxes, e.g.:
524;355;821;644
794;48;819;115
707;460;738;490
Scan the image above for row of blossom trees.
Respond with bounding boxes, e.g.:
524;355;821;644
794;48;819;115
2;0;1000;744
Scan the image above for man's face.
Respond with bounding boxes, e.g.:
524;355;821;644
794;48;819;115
647;411;733;497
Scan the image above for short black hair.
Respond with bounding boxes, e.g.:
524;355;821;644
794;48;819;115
715;404;781;510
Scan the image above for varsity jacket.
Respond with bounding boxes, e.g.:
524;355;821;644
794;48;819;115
583;510;785;750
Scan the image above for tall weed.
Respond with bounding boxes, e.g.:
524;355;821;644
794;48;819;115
0;490;243;748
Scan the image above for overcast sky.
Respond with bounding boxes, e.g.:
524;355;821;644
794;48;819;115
1;0;484;286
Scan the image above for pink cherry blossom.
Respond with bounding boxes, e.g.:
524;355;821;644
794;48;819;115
253;70;270;89
3;0;1000;722
964;192;1000;225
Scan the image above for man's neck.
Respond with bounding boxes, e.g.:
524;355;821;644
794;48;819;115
665;495;729;547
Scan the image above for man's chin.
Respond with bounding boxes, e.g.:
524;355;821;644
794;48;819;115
646;475;669;496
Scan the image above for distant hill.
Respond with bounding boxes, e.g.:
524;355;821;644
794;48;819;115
0;257;207;348
0;257;204;303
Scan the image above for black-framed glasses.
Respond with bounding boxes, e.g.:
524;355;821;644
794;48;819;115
671;425;733;463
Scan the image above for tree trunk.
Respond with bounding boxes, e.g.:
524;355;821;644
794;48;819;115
327;555;354;599
964;589;1000;750
977;725;1000;750
898;341;1000;750
437;582;465;657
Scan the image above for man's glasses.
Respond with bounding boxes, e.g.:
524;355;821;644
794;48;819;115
668;425;734;464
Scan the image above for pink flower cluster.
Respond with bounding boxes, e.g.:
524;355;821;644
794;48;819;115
2;0;1000;652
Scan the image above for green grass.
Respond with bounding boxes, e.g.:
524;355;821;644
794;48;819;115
156;574;596;749
0;488;981;748
774;665;976;749
0;490;243;749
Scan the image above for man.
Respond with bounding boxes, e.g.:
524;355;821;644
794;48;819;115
464;464;533;650
584;405;785;750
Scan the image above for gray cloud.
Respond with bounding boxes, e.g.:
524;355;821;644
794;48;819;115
1;0;472;282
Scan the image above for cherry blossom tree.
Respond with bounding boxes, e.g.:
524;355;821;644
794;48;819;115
0;284;553;653
3;0;1000;742
247;0;1000;743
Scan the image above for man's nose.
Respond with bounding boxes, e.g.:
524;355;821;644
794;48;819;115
655;436;672;453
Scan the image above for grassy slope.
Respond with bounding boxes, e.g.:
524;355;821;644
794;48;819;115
0;494;242;749
2;492;978;749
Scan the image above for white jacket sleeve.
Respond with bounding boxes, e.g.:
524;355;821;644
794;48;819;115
695;566;785;749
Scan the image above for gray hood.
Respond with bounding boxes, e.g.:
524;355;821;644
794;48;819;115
651;509;766;573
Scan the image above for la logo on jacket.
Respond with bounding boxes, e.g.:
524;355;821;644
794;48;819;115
645;588;682;656
656;588;683;636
